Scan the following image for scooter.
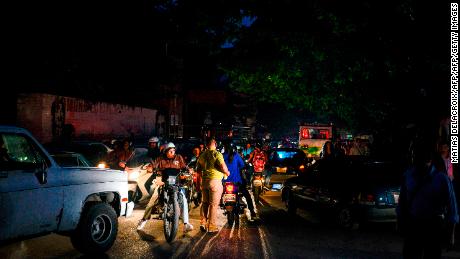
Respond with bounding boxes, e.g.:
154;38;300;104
125;163;155;203
124;148;155;204
221;182;246;226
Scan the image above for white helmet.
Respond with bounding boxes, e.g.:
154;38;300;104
165;142;176;150
149;136;159;143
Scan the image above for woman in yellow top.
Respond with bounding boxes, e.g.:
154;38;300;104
197;138;230;233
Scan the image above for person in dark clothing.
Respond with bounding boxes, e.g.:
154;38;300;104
397;141;459;259
223;142;258;220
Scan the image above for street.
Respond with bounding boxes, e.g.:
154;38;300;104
1;191;460;259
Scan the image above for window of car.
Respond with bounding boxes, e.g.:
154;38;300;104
51;153;91;167
0;133;50;171
268;149;305;164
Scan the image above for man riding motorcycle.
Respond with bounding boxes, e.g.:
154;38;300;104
248;142;268;184
137;142;194;233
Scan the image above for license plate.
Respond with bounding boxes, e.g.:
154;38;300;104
276;167;287;173
272;183;282;190
223;194;236;202
393;193;399;204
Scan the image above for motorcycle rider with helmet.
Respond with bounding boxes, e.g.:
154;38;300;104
147;136;161;160
137;142;194;233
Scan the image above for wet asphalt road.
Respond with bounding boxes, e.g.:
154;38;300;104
2;191;460;258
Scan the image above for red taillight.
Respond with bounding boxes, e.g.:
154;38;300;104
122;198;128;202
366;194;374;202
225;183;234;193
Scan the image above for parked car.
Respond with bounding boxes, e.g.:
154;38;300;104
265;148;308;191
45;140;112;167
281;156;402;229
0;126;131;254
50;151;92;167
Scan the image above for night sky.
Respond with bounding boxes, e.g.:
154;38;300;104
3;1;453;135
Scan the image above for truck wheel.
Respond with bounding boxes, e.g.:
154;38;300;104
71;203;118;254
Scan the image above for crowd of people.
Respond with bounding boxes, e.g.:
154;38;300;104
103;133;459;258
103;136;269;235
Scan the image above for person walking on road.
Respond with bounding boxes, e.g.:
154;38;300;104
197;138;230;233
397;141;459;259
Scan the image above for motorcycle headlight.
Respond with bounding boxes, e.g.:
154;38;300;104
168;176;176;185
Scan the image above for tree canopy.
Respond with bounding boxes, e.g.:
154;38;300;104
152;0;447;133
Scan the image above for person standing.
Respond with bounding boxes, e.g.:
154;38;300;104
197;138;230;233
438;141;454;181
397;142;459;258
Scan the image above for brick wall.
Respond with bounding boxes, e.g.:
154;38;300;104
17;93;157;143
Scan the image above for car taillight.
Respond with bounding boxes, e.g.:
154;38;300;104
358;193;376;205
366;194;374;202
122;197;128;202
299;165;305;171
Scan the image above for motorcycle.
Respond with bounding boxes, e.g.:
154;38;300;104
124;148;155;203
187;157;201;207
221;181;246;226
160;168;191;243
178;167;197;211
252;170;265;205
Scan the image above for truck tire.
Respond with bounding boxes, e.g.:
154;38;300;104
71;203;118;254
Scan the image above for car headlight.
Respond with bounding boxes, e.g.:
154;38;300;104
97;162;108;168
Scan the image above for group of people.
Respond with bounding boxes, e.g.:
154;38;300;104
127;136;267;235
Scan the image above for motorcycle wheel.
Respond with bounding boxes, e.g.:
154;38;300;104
254;187;260;205
192;184;200;207
227;210;235;226
163;191;180;243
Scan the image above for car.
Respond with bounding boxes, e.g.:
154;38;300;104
50;151;92;167
45;140;112;167
281;156;402;229
265;148;308;191
0;126;132;254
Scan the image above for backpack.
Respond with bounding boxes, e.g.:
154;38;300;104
252;150;266;172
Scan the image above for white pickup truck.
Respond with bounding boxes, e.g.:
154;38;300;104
0;126;132;254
